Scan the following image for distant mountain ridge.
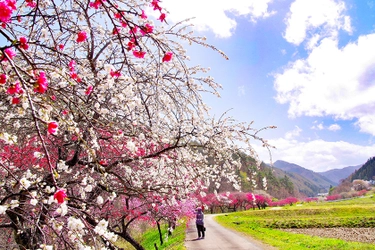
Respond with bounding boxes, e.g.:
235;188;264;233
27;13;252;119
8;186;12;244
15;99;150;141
318;165;362;185
273;160;337;196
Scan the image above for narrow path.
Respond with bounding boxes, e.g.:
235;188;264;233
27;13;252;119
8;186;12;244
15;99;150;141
185;214;276;250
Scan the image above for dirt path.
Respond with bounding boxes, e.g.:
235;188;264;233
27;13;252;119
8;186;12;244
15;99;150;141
185;214;277;250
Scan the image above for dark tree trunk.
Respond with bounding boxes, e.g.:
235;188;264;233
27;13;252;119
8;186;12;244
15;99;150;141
121;231;145;250
156;220;163;245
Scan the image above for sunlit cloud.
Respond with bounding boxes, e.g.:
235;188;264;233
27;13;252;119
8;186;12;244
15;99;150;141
274;34;375;135
284;0;351;47
255;136;374;172
160;0;275;38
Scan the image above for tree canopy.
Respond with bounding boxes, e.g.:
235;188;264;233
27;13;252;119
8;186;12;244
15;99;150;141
0;0;273;249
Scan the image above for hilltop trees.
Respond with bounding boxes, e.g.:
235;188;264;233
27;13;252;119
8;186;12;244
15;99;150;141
0;0;272;249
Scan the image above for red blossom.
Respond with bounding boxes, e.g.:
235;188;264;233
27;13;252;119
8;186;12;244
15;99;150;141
133;50;146;59
50;95;56;101
85;85;93;95
54;189;67;204
68;60;76;71
110;69;121;78
151;0;162;11
58;44;64;50
1;48;16;61
25;0;36;8
34;71;48;94
6;81;22;95
121;21;127;28
141;10;147;19
0;0;16;23
47;121;58;134
89;0;102;9
129;26;138;35
11;97;19;104
140;23;153;35
162;51;173;62
112;27;120;35
76;31;87;43
158;13;166;22
0;73;6;84
127;39;136;51
19;36;29;50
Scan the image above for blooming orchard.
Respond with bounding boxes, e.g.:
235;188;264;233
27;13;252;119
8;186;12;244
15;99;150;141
0;0;273;249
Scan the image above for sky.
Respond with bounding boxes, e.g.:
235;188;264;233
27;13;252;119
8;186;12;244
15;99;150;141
160;0;375;172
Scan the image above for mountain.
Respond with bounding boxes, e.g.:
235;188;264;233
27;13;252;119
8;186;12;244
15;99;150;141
318;165;362;185
273;160;336;195
348;157;375;181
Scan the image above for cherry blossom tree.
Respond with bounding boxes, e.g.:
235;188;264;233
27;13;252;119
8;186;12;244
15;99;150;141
0;0;273;249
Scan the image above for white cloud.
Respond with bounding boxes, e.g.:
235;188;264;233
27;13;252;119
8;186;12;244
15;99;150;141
311;122;324;130
328;124;341;131
284;0;351;47
160;0;275;38
274;34;375;135
285;126;302;139
255;137;374;172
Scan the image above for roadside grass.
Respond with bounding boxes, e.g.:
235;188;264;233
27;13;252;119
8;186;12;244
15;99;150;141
116;219;187;250
215;196;375;250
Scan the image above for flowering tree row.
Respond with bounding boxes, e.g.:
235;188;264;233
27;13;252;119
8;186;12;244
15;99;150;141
0;0;273;249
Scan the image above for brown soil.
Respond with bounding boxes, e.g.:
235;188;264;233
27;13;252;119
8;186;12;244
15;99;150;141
281;228;375;244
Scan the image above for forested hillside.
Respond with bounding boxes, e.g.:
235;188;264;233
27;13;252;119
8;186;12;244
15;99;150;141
350;157;375;181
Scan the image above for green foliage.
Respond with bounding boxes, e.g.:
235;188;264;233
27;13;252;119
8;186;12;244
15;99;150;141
215;196;375;250
350;157;375;181
140;221;187;250
116;220;187;250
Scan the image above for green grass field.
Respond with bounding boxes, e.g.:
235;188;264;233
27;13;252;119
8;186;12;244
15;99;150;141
117;196;375;249
215;195;375;250
116;219;187;250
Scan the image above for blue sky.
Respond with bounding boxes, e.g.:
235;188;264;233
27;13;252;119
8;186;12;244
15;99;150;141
161;0;375;172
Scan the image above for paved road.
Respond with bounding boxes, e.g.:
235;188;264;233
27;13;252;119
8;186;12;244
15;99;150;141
185;214;276;250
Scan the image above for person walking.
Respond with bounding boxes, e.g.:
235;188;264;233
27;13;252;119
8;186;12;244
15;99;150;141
195;207;205;239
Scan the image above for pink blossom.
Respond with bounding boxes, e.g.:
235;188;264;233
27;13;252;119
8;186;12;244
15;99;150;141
151;0;162;11
89;0;102;9
62;110;69;115
58;44;64;50
54;189;67;204
0;0;16;23
112;27;120;35
129;26;138;35
1;48;16;61
133;50;146;59
0;73;6;84
110;69;121;78
6;81;22;95
48;121;58;134
68;60;76;71
141;10;147;19
162;51;173;62
34;71;48;93
158;13;166;22
11;97;19;104
25;0;36;8
85;85;93;95
19;36;29;50
76;31;87;43
50;95;56;101
127;39;135;51
140;23;153;35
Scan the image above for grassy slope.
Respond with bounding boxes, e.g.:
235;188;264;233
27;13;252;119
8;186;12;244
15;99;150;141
215;196;375;250
116;219;187;250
